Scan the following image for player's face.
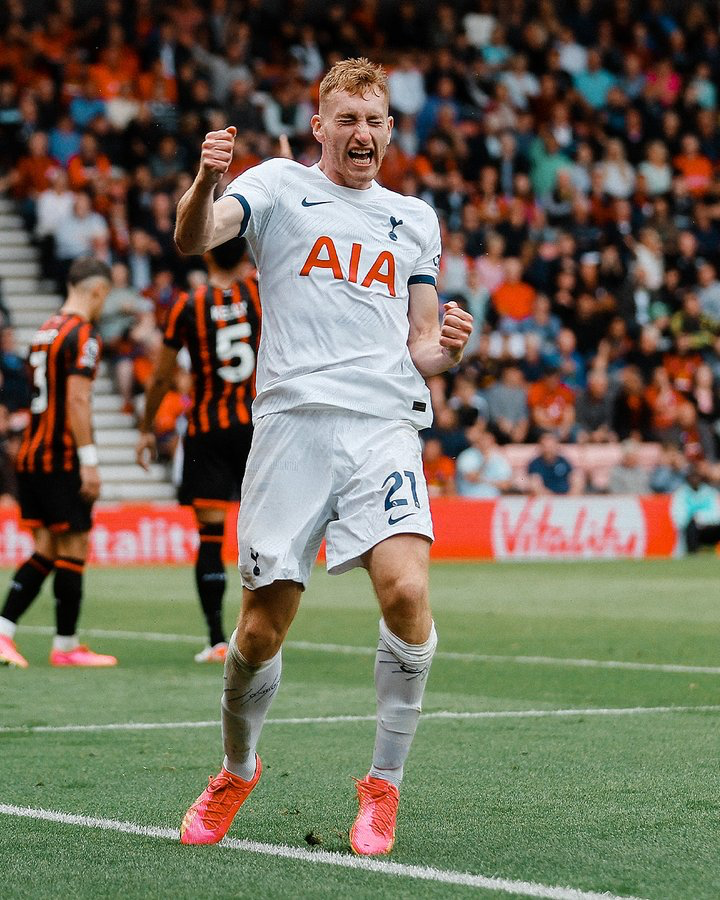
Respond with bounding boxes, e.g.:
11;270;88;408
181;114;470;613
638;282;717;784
313;89;393;189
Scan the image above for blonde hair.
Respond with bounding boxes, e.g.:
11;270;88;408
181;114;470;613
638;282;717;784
319;57;389;107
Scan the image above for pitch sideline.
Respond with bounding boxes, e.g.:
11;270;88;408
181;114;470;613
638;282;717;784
18;624;720;675
2;705;719;734
0;803;649;900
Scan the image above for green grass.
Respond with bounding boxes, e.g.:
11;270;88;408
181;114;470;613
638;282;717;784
2;558;720;899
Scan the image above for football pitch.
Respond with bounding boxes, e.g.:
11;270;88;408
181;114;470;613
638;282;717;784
2;558;720;900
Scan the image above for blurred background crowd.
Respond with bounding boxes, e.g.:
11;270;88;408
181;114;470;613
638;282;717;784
2;0;720;516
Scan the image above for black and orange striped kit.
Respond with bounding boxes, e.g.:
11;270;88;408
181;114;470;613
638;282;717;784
163;278;261;436
17;313;102;475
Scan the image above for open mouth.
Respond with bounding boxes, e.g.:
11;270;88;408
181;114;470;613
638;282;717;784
348;148;374;166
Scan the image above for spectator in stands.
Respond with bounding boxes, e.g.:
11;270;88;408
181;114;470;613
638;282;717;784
613;365;653;441
34;169;74;280
48;113;82;168
52;191;109;284
695;262;720;327
626;325;665;385
527;365;577;442
0;404;19;505
438;232;473;300
650;442;688;494
483;363;529;445
689;363;720;462
447;371;488;429
424;405;469;461
576;368;616;444
670;465;720;552
664;330;705;397
644;365;683;443
595;138;635;200
549;327;586;391
0;327;30;414
0;130;59;226
455;423;512;499
143;266;180;332
388;53;426;117
99;262;155;415
67;132;112;192
490;257;535;327
608;440;651;495
674;400;706;462
422;437;455;498
184;25;252;106
519;294;561;356
673;134;713;198
526;431;584;496
475;231;506;294
638;141;673;197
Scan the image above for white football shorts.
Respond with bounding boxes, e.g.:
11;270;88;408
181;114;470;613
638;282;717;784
237;409;434;589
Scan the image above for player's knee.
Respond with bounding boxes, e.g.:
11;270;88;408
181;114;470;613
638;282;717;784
235;611;283;663
378;571;428;629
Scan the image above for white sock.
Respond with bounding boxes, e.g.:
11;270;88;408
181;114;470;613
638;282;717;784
221;629;281;781
53;634;80;652
0;616;17;639
369;618;438;788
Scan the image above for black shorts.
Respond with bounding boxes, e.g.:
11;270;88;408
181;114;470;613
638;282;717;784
179;424;253;507
18;470;94;534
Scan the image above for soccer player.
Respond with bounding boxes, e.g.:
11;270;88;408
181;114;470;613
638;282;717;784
0;257;117;669
136;237;261;663
174;58;473;855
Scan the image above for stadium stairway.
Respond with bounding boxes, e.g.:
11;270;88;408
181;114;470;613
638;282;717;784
0;194;175;502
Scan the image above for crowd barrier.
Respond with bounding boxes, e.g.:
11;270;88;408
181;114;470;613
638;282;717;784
0;496;682;566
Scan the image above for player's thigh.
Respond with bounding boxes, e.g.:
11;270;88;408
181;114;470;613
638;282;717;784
193;504;226;526
18;471;93;539
181;429;240;508
18;473;45;533
237;412;335;590
325;418;434;576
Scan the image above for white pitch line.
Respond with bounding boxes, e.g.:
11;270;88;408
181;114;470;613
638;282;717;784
0;803;648;900
19;624;720;675
2;705;719;735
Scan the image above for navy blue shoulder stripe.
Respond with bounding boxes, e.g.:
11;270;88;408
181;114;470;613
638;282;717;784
224;193;251;237
407;275;436;286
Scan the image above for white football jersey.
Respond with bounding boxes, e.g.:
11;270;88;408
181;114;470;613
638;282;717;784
221;159;441;429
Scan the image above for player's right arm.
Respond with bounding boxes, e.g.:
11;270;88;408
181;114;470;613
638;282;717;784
175;126;245;255
136;345;179;471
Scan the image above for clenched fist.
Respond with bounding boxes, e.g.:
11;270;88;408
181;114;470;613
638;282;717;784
440;300;473;360
199;126;237;184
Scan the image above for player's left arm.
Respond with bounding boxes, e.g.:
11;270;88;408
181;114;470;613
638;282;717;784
67;374;101;503
407;282;473;377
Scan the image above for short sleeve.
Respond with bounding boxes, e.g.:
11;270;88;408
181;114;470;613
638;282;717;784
164;294;189;350
220;158;286;243
408;204;442;288
69;323;102;378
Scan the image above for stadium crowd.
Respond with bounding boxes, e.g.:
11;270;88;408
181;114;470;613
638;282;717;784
2;0;720;510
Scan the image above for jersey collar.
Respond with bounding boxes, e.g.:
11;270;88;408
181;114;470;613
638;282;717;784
309;164;383;202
